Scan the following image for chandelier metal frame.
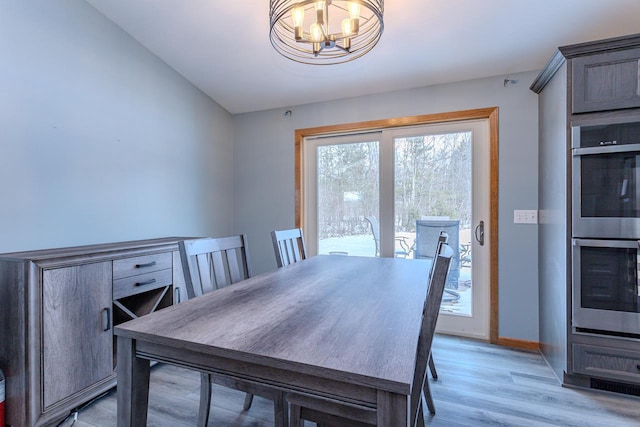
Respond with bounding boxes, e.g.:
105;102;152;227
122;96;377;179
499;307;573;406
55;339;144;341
269;0;384;65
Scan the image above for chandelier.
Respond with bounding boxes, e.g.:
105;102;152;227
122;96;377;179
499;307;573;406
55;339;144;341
269;0;384;65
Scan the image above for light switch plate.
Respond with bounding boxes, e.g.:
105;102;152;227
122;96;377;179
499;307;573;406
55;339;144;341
514;209;538;224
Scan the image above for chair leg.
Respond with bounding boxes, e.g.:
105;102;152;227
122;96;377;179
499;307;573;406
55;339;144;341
416;396;426;427
242;393;254;411
428;354;438;380
272;392;288;427
289;403;303;427
197;373;212;427
423;378;436;415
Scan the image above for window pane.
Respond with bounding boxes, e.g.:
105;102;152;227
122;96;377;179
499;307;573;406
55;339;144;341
317;141;379;256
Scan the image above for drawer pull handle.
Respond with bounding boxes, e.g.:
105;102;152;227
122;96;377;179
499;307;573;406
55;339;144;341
135;261;157;269
135;278;157;287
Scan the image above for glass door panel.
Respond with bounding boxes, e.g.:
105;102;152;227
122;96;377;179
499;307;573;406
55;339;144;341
315;139;380;256
394;131;472;316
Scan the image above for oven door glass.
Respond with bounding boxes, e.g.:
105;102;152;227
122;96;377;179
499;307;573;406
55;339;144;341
573;239;640;335
580;245;639;313
580;151;640;218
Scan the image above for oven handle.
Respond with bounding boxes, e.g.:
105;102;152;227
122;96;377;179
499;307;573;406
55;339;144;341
638;241;640;298
572;143;640;156
572;238;640;249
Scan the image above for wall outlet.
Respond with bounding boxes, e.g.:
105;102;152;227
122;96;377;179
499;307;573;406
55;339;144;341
514;209;538;224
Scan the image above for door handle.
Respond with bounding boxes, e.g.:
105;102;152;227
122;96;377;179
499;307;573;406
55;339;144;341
474;221;485;246
102;307;111;332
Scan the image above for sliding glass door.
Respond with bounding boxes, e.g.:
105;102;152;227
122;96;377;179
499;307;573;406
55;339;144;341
303;120;490;339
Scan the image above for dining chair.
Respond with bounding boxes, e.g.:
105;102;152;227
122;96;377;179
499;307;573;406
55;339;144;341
427;231;448;382
178;236;288;427
287;243;454;426
271;228;307;267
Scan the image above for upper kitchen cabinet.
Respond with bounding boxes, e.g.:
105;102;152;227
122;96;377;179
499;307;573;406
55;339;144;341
569;37;640;114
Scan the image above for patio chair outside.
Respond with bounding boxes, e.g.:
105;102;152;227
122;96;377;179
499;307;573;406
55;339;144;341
415;219;460;289
364;216;411;258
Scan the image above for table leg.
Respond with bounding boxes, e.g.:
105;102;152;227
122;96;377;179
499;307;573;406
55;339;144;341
117;336;150;427
377;390;409;427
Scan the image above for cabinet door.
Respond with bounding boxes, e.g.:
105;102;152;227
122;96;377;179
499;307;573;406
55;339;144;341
572;48;640;113
42;262;113;409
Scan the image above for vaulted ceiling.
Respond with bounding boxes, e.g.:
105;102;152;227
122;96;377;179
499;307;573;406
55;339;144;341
85;0;640;114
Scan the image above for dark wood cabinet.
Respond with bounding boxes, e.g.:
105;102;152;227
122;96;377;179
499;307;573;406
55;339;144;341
572;47;640;113
0;237;187;427
532;33;640;393
573;343;640;385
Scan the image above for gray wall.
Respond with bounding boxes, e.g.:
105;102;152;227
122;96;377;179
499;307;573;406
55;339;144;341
537;63;568;380
233;71;541;341
0;0;234;253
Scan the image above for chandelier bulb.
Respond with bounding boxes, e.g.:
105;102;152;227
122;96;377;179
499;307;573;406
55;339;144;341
291;6;305;27
315;1;326;25
310;22;323;42
291;6;305;39
348;2;361;19
341;18;353;36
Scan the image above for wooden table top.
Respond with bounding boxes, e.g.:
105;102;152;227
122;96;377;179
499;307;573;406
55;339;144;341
115;255;430;395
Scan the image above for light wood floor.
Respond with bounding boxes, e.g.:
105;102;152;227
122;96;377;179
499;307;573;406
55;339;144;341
65;334;640;426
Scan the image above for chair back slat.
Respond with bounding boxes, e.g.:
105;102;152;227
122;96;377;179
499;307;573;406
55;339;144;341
179;235;252;298
226;248;245;284
410;242;452;425
286;239;301;263
271;228;307;268
210;250;230;288
194;253;215;295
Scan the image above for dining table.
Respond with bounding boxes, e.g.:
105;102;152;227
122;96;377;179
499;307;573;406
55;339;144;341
115;254;431;426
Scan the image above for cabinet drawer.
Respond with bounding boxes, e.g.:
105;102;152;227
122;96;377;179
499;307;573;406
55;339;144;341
572;47;640;113
113;252;172;279
573;343;640;384
113;268;173;299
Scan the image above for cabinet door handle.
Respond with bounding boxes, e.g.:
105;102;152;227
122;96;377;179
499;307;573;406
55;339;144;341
135;278;157;287
102;307;111;332
135;261;157;269
174;287;181;304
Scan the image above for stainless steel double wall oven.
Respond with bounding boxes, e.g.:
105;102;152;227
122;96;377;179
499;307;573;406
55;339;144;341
572;118;640;336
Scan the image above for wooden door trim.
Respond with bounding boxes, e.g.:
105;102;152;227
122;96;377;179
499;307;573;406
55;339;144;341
294;107;500;343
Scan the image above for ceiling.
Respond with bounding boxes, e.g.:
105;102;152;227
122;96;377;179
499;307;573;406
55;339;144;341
84;0;640;115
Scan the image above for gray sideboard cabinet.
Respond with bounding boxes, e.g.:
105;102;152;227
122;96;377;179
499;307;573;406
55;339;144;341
531;33;640;394
0;237;187;427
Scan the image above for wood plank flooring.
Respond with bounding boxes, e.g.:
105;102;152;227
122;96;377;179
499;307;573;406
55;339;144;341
63;334;640;426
